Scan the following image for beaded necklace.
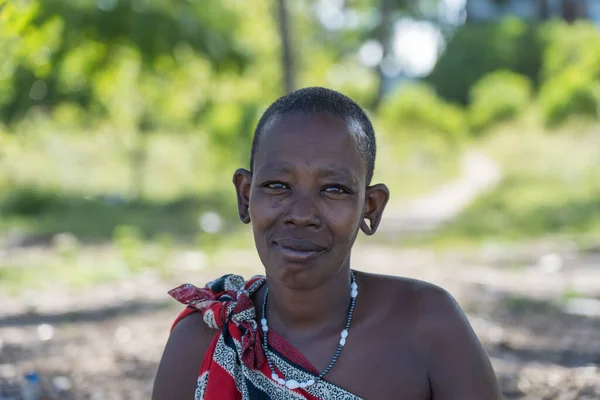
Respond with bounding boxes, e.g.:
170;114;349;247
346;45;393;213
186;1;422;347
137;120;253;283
260;271;358;390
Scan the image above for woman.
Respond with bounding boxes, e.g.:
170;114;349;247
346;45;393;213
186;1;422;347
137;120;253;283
153;87;501;399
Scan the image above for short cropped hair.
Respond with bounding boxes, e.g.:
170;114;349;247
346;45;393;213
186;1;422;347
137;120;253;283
250;87;376;185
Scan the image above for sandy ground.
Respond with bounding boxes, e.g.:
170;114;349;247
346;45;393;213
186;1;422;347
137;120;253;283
1;242;599;400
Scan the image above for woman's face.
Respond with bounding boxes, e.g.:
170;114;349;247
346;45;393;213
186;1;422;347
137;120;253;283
239;113;370;290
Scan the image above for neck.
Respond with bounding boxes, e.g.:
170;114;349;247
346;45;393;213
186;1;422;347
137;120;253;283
263;265;353;335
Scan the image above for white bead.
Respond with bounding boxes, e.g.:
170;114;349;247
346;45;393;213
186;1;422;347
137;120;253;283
340;329;348;338
307;379;315;386
300;382;308;388
261;318;267;326
286;380;300;389
277;378;286;385
351;282;358;290
263;325;268;332
339;337;346;346
351;289;358;298
271;373;278;381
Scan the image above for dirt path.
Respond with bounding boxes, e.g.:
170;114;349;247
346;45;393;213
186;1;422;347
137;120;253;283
380;151;503;234
1;243;599;399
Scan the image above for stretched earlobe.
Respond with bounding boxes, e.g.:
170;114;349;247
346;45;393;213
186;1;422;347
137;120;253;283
361;183;389;236
240;213;251;224
360;218;375;236
232;168;252;224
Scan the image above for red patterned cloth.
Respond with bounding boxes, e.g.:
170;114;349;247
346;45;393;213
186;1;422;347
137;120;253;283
169;274;361;400
169;275;265;370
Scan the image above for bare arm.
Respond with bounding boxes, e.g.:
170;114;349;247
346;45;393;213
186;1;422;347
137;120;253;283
152;311;217;400
418;287;501;400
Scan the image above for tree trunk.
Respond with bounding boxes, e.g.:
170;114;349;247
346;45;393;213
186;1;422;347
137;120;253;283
537;0;550;20
465;0;474;23
277;0;295;94
372;0;396;110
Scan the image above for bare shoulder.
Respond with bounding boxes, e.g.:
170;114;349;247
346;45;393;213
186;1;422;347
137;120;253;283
367;274;477;353
357;271;501;399
357;270;453;318
152;310;218;400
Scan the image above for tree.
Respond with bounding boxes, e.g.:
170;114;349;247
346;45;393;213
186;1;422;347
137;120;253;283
277;0;296;94
372;0;396;109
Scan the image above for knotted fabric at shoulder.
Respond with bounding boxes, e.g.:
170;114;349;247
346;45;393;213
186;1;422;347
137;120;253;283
168;274;266;369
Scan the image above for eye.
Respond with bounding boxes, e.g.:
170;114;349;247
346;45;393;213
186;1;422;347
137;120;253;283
262;182;289;192
323;185;350;195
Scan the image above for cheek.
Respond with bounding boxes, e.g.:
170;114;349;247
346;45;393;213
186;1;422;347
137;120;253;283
327;202;363;239
249;194;280;230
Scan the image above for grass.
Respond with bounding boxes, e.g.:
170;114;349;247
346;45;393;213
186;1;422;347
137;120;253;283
0;261;135;296
0;126;233;200
423;116;600;247
372;134;461;202
0;126;246;242
0;227;258;295
0;189;239;241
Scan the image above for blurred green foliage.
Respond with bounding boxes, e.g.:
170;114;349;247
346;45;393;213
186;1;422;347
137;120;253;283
538;21;600;126
539;67;600;127
428;17;600;128
0;0;254;123
539;20;600;80
0;0;283;192
469;70;532;133
427;17;542;105
379;83;466;144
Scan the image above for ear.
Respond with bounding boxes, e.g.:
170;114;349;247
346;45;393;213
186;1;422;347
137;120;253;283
232;168;252;224
360;183;390;236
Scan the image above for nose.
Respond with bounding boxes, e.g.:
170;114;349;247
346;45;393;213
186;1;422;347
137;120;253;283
283;191;321;229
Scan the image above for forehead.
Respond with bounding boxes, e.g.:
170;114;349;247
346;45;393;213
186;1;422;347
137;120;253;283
254;113;366;181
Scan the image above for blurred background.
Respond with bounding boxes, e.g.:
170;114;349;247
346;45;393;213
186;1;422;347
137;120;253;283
1;0;599;398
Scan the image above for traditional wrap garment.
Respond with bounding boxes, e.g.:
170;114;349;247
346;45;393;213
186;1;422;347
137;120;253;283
169;274;362;400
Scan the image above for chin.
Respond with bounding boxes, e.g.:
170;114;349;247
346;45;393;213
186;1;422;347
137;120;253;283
265;259;335;290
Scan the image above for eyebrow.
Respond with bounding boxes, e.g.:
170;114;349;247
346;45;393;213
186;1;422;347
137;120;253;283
318;166;359;186
255;162;294;176
256;163;359;186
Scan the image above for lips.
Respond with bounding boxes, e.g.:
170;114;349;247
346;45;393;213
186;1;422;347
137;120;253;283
273;237;327;262
274;238;326;252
